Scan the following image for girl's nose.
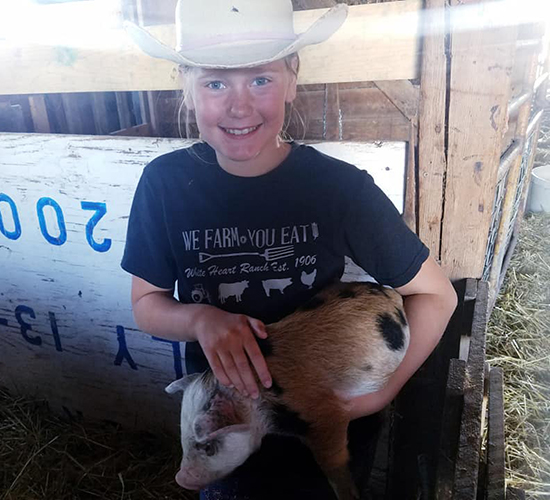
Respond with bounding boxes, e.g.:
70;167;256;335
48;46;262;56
228;88;253;118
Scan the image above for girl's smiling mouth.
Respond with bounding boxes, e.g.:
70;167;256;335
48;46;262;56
220;125;261;137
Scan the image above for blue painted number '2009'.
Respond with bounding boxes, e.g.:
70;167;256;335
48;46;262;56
0;193;112;253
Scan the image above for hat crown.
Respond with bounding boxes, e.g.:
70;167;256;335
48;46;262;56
176;0;296;50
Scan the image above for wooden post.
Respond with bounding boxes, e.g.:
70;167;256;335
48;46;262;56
418;0;448;261
452;280;489;500
435;358;466;500
441;0;517;280
373;80;420;233
486;367;505;500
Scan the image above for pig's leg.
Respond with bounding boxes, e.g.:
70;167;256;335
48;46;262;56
305;419;359;500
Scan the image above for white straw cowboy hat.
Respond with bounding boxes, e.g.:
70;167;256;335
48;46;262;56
124;0;348;69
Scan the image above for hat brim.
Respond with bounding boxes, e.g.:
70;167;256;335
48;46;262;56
124;4;348;69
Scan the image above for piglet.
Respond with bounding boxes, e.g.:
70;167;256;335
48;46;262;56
166;281;410;500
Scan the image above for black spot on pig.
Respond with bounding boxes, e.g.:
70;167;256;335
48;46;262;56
269;379;284;397
257;337;273;357
271;402;310;436
300;295;326;311
377;313;405;351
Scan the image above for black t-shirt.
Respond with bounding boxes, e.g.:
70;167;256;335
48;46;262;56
121;141;429;372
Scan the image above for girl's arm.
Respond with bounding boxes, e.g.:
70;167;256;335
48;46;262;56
347;256;458;420
131;276;272;399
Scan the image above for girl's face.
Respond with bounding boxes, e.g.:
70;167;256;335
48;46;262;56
187;58;298;176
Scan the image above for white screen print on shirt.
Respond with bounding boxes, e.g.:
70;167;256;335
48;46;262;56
181;223;320;305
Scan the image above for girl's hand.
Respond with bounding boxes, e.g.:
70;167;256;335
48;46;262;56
193;306;272;399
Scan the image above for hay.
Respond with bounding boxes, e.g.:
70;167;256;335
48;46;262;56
0;388;197;499
486;210;550;499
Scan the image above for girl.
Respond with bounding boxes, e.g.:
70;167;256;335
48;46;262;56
122;1;458;498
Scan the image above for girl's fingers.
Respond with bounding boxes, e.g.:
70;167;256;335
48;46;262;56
248;317;268;339
244;338;272;390
218;351;247;396
231;349;260;399
204;350;232;388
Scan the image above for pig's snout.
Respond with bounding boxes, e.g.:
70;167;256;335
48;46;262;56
175;468;204;491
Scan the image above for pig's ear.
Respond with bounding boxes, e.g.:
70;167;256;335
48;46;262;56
165;373;201;394
205;424;251;441
193;390;246;441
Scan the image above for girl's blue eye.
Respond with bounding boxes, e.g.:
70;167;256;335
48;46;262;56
206;81;225;90
253;77;270;86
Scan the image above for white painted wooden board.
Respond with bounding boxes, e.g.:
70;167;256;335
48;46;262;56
0;133;405;429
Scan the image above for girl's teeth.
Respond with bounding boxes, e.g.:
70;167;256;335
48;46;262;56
224;126;259;135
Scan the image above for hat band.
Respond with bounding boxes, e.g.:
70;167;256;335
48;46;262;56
177;32;298;51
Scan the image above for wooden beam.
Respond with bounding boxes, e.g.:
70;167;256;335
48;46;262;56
440;2;517;281
0;1;422;95
28;96;51;133
417;0;448;262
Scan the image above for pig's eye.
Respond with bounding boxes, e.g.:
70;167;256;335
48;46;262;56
195;440;218;457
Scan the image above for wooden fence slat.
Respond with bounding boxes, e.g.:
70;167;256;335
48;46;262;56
417;0;448;262
324;84;341;141
435;358;467;500
28;95;51;133
452;280;489;500
487;367;505;500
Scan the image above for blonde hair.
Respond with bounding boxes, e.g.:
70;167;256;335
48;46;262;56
175;54;307;142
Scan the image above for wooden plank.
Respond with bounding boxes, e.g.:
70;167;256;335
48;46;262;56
0;133;406;430
324;84;341;141
440;3;517;281
403;123;417;232
28;96;51;133
0;1;423;95
372;80;419;123
115;92;134;130
0;103;26;132
452;280;489;500
91;93;116;135
61;93;96;135
435;358;467;500
486;367;505;500
417;0;448;262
